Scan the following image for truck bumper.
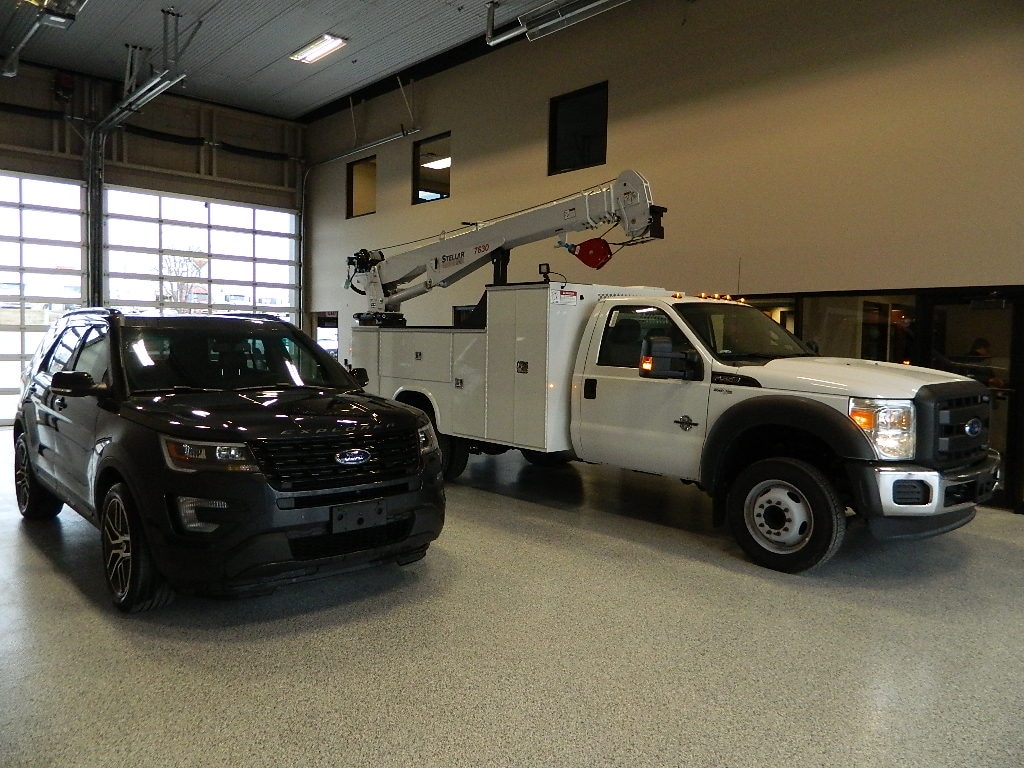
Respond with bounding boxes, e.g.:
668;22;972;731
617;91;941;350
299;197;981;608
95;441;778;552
848;450;1000;540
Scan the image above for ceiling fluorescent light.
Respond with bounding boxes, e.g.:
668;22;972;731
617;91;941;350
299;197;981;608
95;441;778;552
520;0;632;42
289;34;346;64
421;156;452;170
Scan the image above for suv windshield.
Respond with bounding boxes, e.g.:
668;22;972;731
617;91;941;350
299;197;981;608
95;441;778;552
673;302;811;363
121;323;356;393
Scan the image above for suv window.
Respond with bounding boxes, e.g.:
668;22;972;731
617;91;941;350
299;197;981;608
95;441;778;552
71;326;110;382
44;325;86;374
121;325;347;392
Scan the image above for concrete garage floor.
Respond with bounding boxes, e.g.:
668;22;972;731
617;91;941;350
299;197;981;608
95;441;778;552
1;432;1022;768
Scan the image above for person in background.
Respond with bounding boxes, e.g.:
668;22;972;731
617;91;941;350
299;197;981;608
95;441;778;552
965;337;1004;389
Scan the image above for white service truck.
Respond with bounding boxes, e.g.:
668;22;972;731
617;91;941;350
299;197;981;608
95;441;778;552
347;171;1000;572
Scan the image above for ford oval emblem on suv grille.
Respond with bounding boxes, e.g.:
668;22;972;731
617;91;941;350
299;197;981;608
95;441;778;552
964;418;983;438
336;448;371;465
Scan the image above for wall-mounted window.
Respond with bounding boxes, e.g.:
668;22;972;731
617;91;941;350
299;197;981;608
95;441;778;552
347;156;377;218
548;81;608;175
413;132;451;204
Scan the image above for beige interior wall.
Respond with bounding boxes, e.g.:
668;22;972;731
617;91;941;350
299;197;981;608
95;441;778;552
305;0;1024;358
0;63;301;209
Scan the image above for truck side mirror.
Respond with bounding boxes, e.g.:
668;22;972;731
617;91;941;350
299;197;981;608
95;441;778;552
51;370;103;396
638;337;702;381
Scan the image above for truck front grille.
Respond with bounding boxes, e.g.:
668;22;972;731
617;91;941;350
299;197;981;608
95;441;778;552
249;429;420;492
915;382;992;469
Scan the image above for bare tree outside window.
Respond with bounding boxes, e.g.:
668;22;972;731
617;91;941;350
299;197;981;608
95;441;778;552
161;252;208;312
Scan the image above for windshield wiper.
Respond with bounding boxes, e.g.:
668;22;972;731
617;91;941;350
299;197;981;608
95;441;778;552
130;385;222;394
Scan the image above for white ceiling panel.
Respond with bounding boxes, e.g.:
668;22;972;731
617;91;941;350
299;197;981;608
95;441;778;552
0;0;559;120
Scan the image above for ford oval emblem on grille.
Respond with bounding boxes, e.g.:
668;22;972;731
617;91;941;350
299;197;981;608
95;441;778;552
964;418;983;438
336;449;371;466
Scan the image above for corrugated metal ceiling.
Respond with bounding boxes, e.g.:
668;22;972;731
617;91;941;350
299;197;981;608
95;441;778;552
0;0;551;120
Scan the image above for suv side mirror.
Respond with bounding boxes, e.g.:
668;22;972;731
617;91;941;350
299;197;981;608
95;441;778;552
51;370;103;397
349;367;370;387
638;337;702;381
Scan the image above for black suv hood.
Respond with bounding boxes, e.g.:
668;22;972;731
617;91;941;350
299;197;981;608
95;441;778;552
122;388;423;440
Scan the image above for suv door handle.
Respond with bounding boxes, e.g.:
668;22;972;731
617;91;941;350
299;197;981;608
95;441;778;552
54;396;67;411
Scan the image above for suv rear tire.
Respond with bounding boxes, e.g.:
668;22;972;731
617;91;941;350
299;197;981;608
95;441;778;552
101;483;174;612
14;432;63;520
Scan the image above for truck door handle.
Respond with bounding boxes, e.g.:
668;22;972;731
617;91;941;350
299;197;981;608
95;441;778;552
584;378;597;399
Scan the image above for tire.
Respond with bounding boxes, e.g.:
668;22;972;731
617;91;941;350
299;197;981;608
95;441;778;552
726;457;845;573
101;482;174;613
438;432;469;480
14;432;63;520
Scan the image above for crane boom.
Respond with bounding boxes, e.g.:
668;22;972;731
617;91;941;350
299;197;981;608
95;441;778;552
347;169;665;325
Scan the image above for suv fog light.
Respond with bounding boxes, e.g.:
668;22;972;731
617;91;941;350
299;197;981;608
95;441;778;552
177;496;226;533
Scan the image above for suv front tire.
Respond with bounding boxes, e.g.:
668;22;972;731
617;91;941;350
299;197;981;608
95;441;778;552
101;482;174;613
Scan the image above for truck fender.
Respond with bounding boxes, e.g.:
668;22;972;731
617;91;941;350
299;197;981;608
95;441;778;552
391;386;444;428
701;395;875;513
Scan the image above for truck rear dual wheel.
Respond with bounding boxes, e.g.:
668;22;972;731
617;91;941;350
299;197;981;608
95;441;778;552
726;457;846;573
438;433;469;480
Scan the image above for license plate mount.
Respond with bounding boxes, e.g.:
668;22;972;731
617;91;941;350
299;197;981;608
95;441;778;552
330;500;388;534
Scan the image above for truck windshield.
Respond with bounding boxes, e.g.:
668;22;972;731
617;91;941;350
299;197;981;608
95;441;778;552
121;325;358;393
673;302;812;363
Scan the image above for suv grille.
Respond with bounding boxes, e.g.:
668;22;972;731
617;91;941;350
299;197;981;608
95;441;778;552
249;429;420;492
915;382;992;469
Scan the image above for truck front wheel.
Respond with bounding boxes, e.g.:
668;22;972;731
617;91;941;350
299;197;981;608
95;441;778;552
726;457;845;573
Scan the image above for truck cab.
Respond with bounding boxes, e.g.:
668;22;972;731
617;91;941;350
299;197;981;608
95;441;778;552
573;293;1000;571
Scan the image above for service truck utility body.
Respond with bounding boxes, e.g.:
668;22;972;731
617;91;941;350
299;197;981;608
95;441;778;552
355;283;665;454
348;171;1000;572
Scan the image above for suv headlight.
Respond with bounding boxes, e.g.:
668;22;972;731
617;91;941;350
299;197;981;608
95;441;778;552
161;436;259;472
417;420;440;456
849;398;916;460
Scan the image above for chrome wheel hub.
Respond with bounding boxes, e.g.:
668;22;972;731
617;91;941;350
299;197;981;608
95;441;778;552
744;480;814;553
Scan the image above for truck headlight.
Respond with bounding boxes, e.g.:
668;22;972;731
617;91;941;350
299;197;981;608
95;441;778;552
417;420;440;456
161;436;259;472
849;398;916;460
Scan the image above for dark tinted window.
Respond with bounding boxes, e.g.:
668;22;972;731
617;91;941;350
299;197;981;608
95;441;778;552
549;82;608;175
121;324;354;392
71;325;109;382
44;326;86;374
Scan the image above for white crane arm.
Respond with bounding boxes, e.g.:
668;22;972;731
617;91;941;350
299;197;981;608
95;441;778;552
347;169;665;324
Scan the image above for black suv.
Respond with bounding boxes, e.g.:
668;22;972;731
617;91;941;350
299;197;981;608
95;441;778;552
14;309;445;612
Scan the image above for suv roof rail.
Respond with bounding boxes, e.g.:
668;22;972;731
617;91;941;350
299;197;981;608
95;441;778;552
219;312;289;323
61;307;122;319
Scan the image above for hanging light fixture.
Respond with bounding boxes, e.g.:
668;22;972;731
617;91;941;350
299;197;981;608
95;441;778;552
289;33;347;64
485;0;633;47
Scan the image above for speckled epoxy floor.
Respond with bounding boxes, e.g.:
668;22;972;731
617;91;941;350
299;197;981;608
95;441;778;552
1;434;1023;767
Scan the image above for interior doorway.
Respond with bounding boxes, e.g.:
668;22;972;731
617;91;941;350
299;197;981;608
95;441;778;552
312;311;340;360
924;292;1020;511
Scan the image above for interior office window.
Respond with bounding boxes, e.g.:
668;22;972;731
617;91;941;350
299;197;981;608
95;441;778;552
347;156;376;218
548;82;608;175
413;133;451;204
